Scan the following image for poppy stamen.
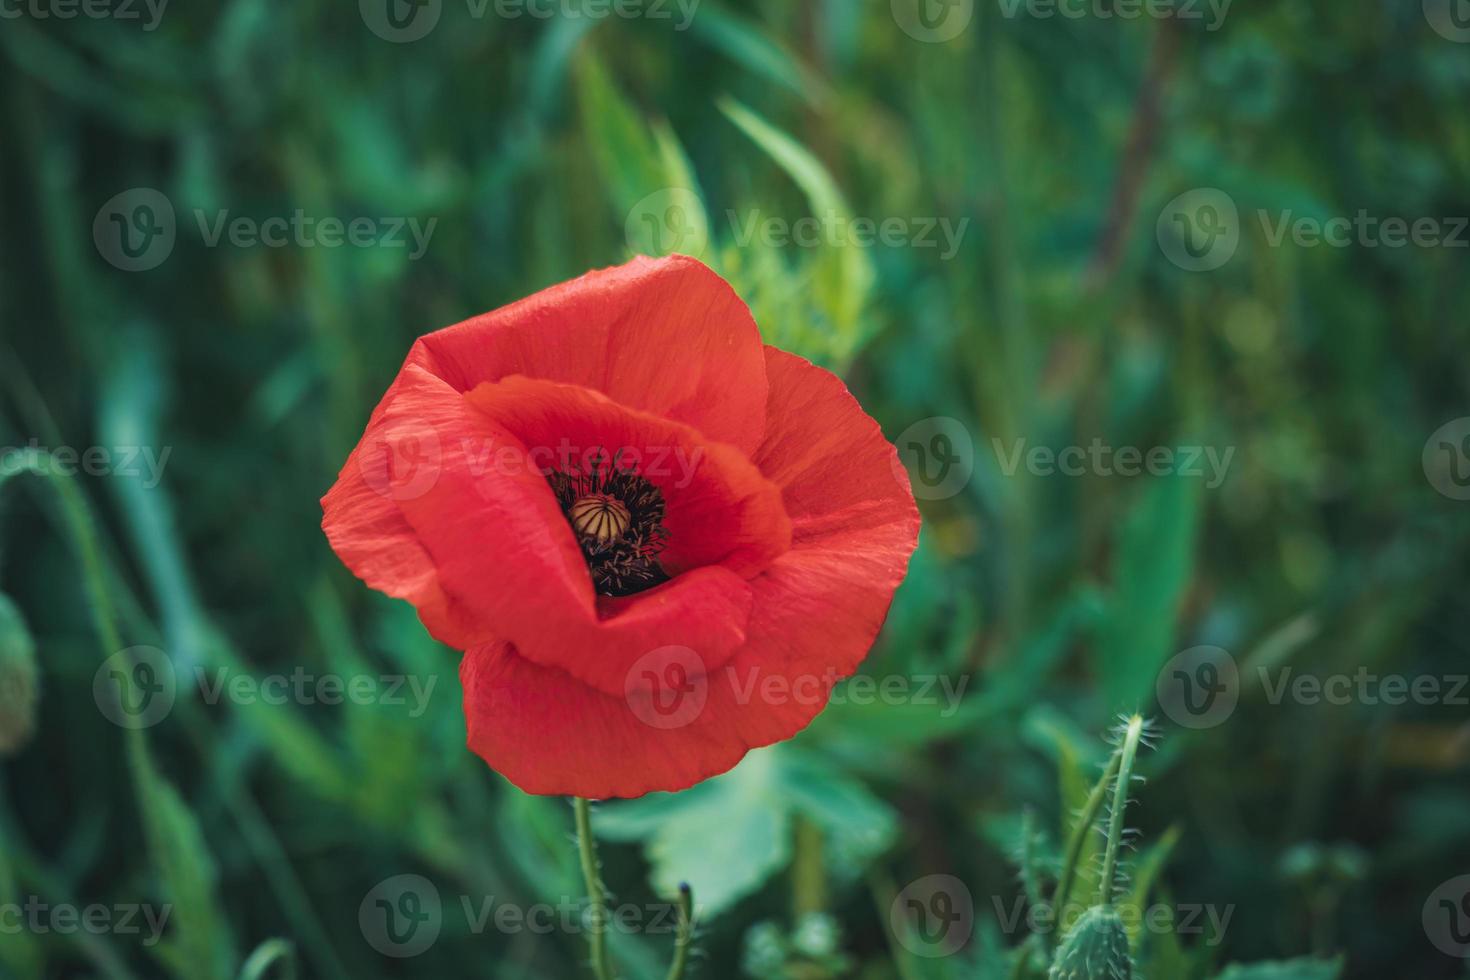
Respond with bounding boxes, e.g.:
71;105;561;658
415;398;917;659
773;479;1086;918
547;450;670;597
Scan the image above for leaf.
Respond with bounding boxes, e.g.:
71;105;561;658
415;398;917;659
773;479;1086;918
596;749;792;915
1122;825;1181;946
1093;474;1203;709
1210;958;1345;980
0;592;38;756
0;835;42;979
134;746;236;980
779;750;898;867
687;6;826;105
718;97;876;366
236;940;295;980
596;746;896;916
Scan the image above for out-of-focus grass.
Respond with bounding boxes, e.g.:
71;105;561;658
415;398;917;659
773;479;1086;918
1;2;1468;978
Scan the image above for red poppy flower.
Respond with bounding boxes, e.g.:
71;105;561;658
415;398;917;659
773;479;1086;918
322;255;920;798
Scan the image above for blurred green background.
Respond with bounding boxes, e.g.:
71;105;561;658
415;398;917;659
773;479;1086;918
2;1;1469;978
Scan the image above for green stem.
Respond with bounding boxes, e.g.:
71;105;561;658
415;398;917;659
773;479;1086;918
1050;749;1121;937
1098;716;1145;907
665;883;694;980
574;797;614;980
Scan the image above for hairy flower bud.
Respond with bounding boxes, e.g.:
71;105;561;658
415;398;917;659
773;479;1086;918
1049;904;1133;980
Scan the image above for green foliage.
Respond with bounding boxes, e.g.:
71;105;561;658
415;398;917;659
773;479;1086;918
595;747;896;916
2;2;1468;978
1211;959;1345;980
0;594;37;755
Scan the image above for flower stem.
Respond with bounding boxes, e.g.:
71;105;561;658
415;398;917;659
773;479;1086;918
574;797;614;980
1050;749;1121;938
665;883;694;980
1098;715;1145;907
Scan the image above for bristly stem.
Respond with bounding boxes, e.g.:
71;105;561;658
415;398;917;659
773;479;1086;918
666;883;695;980
1098;715;1145;907
1050;749;1122;939
574;797;614;980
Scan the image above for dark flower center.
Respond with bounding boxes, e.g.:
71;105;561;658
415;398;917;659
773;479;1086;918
547;452;669;597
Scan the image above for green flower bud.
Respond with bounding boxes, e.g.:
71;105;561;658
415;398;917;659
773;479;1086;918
0;594;38;756
1049;904;1133;980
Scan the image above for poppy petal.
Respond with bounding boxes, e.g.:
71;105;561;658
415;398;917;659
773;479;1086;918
379;365;765;697
464;374;792;579
459;350;920;799
416;255;770;455
320;344;488;651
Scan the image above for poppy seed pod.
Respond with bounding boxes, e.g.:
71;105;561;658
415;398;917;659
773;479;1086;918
1049;905;1133;980
0;594;38;756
